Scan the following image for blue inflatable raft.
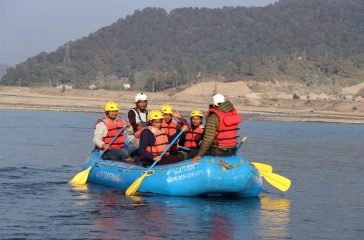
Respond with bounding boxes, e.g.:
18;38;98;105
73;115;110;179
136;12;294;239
84;151;263;197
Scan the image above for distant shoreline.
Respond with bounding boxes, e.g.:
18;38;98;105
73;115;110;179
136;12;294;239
1;86;364;124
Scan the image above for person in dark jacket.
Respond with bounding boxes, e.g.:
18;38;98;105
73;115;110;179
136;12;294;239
126;92;149;149
191;94;242;163
128;92;149;132
138;110;189;165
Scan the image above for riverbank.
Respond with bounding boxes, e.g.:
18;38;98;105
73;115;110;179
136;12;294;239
1;86;364;124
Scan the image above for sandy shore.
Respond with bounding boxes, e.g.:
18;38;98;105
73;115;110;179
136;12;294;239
1;86;364;124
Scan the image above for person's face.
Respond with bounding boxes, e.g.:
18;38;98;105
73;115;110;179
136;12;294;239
163;113;172;122
136;100;148;110
107;110;118;119
191;116;202;127
152;119;162;129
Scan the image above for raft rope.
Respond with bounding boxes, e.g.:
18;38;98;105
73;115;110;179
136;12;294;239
89;155;247;171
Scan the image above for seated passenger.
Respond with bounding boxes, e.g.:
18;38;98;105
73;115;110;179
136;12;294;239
138;110;188;165
160;104;189;152
179;110;205;149
126;92;149;149
93;101;133;161
191;94;243;163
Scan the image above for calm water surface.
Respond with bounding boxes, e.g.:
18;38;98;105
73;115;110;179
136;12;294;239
0;109;363;239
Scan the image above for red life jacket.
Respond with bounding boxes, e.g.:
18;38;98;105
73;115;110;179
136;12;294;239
161;119;180;151
184;124;204;149
207;108;242;148
94;116;125;150
145;126;170;157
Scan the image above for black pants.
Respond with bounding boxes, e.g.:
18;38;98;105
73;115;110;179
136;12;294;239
103;149;130;161
130;149;185;166
203;147;237;157
140;153;185;166
180;147;237;158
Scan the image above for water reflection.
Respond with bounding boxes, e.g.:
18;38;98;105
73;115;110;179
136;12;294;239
70;183;90;205
258;195;291;239
70;185;291;239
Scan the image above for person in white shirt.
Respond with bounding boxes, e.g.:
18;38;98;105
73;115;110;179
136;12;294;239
93;101;133;161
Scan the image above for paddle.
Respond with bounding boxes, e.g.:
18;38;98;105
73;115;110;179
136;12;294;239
177;145;192;151
251;162;291;192
69;126;125;185
236;136;291;192
236;136;247;152
125;130;185;196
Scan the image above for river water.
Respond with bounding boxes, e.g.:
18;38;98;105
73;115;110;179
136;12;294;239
0;109;363;239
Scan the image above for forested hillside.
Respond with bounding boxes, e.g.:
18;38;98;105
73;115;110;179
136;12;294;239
0;63;10;79
2;0;364;92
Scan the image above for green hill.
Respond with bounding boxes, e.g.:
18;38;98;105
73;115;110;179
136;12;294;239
2;0;364;91
0;63;10;79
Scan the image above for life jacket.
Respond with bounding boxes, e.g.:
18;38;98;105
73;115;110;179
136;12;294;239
161;119;179;151
134;127;146;139
161;119;179;136
94;116;125;150
184;124;204;149
145;126;170;157
131;108;148;126
207;108;242;148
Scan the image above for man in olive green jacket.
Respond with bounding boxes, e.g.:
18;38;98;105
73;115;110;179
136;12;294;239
191;94;242;163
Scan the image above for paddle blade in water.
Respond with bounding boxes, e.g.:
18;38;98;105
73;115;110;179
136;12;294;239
261;171;291;192
125;173;147;196
69;167;91;185
251;162;273;173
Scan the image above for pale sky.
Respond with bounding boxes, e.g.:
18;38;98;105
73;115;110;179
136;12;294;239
0;0;277;65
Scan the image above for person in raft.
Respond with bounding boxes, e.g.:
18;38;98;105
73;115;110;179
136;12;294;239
179;110;205;150
138;110;189;165
127;92;149;149
128;92;149;132
93;101;133;161
160;104;189;152
191;94;242;163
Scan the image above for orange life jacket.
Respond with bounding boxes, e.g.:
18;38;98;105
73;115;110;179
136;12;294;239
134;127;145;139
94;116;125;150
145;126;170;157
161;119;179;136
207;108;242;148
161;119;180;151
184;124;204;149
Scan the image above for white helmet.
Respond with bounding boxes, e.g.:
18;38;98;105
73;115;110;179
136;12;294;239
213;93;225;106
135;92;148;102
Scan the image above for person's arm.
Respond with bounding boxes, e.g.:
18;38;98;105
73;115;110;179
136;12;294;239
172;109;190;128
168;125;188;142
177;116;189;127
123;119;134;135
128;110;138;132
93;122;108;149
198;114;219;156
138;129;155;161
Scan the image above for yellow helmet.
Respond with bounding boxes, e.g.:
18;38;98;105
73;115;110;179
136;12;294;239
104;101;119;111
160;104;173;114
190;110;203;118
148;110;164;121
